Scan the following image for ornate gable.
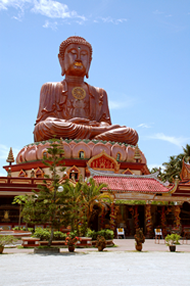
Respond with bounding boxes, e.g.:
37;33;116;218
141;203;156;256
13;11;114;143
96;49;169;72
180;159;190;180
35;167;44;178
122;168;134;175
18;169;27;178
67;165;80;181
87;150;120;173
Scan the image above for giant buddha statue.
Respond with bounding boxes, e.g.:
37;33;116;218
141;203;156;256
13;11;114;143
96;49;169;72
34;36;138;145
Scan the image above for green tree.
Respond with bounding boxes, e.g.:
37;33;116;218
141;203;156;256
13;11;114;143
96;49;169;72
12;195;29;229
13;139;71;247
161;144;190;183
162;154;183;183
64;177;113;236
79;177;113;233
183;144;190;163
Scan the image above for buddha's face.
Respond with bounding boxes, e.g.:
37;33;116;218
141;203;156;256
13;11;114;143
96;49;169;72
59;43;91;78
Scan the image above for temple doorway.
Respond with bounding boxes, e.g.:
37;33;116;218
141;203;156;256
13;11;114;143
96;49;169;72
181;202;190;227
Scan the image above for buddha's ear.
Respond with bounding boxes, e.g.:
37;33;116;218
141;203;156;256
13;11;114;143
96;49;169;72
58;54;65;76
85;59;91;79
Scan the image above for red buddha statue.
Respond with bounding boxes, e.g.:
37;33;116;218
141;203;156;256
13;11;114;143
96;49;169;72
34;36;138;145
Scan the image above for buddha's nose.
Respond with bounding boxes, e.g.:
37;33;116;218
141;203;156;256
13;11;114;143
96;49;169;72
76;52;82;61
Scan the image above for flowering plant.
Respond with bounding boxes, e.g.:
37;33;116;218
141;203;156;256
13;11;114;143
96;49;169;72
65;232;80;246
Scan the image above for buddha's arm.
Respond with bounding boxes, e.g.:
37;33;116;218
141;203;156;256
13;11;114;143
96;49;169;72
97;88;112;126
35;82;63;124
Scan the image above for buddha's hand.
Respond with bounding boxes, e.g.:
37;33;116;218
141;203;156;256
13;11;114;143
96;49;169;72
89;121;100;126
68;117;90;125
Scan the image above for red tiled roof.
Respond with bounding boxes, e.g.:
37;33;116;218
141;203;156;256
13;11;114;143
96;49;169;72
94;176;170;193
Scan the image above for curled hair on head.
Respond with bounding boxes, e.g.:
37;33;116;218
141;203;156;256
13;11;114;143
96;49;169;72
58;36;93;61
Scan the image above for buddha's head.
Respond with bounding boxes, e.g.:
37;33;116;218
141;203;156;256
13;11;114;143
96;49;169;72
58;36;93;78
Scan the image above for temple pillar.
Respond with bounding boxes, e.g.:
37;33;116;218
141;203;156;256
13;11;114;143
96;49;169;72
110;203;117;233
174;205;181;231
145;204;153;238
134;206;139;230
100;211;105;230
161;206;167;237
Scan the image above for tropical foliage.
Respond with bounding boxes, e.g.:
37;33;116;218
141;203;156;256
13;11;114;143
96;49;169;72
150;144;190;183
0;235;17;247
13;139;71;246
13;139;113;243
64;177;113;236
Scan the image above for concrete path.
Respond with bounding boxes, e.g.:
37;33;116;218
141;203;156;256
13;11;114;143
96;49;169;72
3;238;190;254
1;241;190;286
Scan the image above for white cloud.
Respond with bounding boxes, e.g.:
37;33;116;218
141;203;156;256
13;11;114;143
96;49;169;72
137;123;152;129
0;0;31;11
147;133;189;147
0;0;127;26
43;20;58;30
0;0;86;23
32;0;87;22
109;97;135;110
99;16;127;25
109;101;121;110
153;10;164;15
32;0;71;18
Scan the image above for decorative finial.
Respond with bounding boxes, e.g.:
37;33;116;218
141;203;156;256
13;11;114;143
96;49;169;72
134;144;141;163
6;147;15;165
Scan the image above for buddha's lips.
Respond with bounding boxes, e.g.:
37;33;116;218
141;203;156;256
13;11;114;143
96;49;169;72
74;62;82;67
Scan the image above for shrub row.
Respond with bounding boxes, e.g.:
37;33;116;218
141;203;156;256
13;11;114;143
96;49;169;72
32;228;67;241
32;228;114;241
86;229;114;240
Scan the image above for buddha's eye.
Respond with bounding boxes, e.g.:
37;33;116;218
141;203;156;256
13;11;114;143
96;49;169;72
81;51;88;56
70;49;77;54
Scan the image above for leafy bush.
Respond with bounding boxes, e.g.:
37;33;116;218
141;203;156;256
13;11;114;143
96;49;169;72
32;228;66;241
86;229;114;240
86;229;96;240
165;234;181;246
0;235;17;246
32;228;50;241
53;231;67;241
28;228;34;233
12;226;20;230
101;229;114;240
68;231;77;239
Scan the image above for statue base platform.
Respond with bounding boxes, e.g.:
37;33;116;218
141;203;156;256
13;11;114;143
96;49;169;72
4;139;149;179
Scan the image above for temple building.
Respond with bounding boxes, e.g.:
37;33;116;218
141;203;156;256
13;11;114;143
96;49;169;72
0;36;190;236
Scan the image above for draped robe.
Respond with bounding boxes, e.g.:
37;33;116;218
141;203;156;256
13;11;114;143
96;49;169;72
33;80;138;145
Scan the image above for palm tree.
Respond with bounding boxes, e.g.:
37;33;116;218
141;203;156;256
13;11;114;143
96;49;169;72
80;177;113;228
183;144;190;163
66;177;113;235
162;155;183;183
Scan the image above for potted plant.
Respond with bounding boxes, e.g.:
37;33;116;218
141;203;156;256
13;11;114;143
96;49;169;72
134;228;145;251
0;235;17;254
65;232;80;252
95;235;107;251
165;233;181;252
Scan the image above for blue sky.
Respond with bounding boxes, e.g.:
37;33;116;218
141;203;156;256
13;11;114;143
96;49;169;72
0;0;190;176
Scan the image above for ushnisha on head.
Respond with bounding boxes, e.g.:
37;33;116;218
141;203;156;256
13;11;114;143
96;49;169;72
58;36;93;78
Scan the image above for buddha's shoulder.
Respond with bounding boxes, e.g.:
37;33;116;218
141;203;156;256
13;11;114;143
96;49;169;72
41;81;65;91
87;83;107;96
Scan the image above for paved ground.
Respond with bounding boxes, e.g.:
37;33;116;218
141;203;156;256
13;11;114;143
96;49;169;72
1;239;190;286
